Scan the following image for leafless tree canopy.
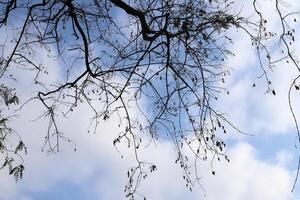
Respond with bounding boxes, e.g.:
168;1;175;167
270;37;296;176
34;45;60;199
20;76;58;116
0;0;299;198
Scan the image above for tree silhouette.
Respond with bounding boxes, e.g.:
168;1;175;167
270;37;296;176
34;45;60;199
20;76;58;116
0;0;299;198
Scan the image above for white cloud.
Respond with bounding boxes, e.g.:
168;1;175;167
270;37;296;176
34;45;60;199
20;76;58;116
276;150;294;167
213;0;300;136
0;100;297;200
203;143;293;200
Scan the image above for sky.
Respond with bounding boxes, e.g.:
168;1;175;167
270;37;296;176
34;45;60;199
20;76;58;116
1;0;300;200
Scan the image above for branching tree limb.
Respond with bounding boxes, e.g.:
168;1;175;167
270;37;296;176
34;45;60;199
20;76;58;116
0;0;299;198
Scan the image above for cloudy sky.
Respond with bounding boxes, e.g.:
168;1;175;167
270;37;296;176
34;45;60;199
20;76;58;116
1;0;300;200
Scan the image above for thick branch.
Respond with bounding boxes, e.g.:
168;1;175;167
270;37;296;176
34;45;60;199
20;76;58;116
65;0;96;77
109;0;155;41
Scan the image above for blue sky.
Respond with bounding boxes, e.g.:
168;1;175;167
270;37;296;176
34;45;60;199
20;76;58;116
1;0;300;200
